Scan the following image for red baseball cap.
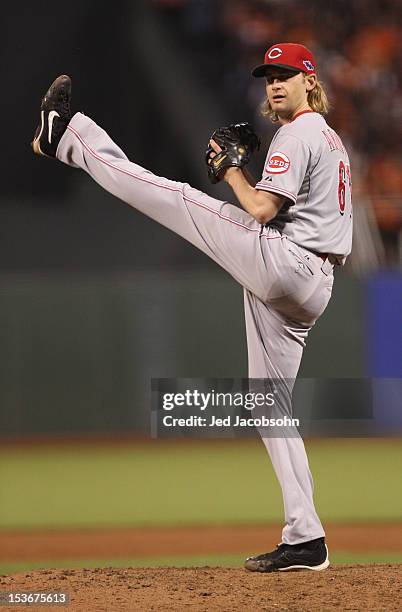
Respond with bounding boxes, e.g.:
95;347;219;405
252;43;317;77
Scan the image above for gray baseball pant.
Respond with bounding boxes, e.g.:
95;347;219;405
57;112;334;544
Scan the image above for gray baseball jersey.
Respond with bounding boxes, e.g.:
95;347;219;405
256;111;352;264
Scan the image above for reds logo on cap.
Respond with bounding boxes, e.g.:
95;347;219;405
252;43;317;78
266;152;290;174
267;47;283;60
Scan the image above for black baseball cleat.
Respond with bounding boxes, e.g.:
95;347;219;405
32;75;72;158
245;537;329;573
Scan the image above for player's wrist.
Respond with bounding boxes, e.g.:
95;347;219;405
224;166;242;186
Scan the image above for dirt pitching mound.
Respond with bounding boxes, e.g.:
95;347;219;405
1;565;401;611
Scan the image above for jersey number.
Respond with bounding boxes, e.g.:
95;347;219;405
338;161;351;215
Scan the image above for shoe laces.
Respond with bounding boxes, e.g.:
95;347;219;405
59;92;70;117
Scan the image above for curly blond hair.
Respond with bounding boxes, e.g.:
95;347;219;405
261;78;330;123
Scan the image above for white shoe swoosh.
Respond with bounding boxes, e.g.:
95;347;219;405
37;111;45;141
32;111;46;155
48;110;60;144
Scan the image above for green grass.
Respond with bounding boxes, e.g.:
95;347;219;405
1;552;402;576
0;439;401;529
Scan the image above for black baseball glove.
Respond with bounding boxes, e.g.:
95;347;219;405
205;122;260;184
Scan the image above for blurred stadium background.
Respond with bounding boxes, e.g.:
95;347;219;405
0;0;401;573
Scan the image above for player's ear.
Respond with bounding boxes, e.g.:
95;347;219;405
305;74;317;92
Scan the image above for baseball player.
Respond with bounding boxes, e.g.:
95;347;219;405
32;42;352;572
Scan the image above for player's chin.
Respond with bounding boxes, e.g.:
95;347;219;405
271;100;288;110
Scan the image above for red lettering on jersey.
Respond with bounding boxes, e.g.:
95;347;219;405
346;163;352;199
338;160;346;214
266;152;290;174
322;129;346;154
338;160;352;214
322;129;335;151
333;132;346;155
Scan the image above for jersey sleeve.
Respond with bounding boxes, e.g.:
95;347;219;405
256;134;311;203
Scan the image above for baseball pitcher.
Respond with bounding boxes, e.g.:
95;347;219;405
32;42;352;572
